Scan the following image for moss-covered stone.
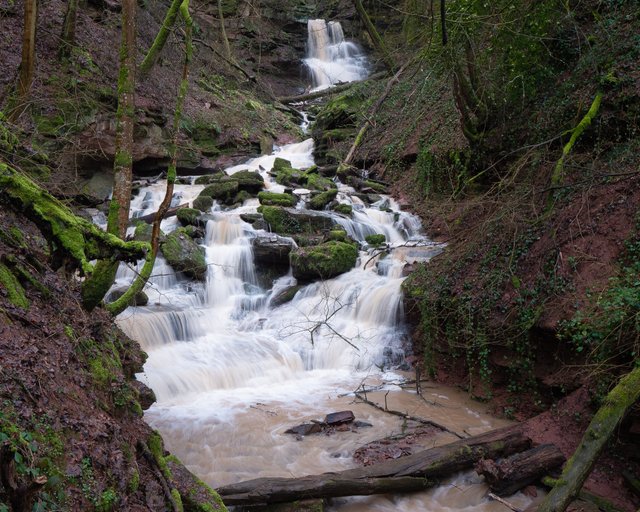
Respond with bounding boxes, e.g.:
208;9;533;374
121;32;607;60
194;172;225;185
365;234;386;247
258;191;296;207
304;171;336;192
290;241;358;282
270;285;302;307
160;227;207;280
327;230;349;243
332;203;353;215
309;189;338;210
231;170;264;193
199;180;239;201
0;262;29;309
193;195;214;212
176;207;201;226
259;206;335;236
133;222;153;242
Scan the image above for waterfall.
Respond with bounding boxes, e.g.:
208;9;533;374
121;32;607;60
304;19;369;91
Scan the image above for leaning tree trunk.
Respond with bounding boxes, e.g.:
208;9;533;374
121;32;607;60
354;0;396;72
139;0;181;75
537;367;640;512
107;0;193;316
217;0;233;63
81;0;137;311
10;0;37;121
59;0;78;60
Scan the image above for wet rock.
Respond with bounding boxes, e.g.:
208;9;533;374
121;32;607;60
332;203;353;215
199;180;239;201
270;285;302;307
160;228;207;280
308;189;338;210
252;234;295;266
259;206;336;235
324;410;355;425
285;423;323;436
353;420;373;428
231;170;265;193
131;380;156;410
258;191;296;207
290;241;358;282
192;195;213;212
365;234;386;247
176;207;201;227
193;171;226;185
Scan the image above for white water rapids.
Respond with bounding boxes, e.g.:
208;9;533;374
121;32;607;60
112;19;539;512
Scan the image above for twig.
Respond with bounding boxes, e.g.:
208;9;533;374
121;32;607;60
488;492;524;512
354;391;466;439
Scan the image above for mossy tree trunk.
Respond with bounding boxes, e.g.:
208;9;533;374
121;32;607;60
354;0;396;72
217;0;233;63
82;0;137;311
108;0;193;316
10;0;37;121
59;0;78;60
537;367;640;512
139;0;181;75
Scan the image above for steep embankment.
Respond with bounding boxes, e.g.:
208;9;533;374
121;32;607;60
310;1;640;508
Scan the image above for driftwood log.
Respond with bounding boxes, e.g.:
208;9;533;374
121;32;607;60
218;426;531;505
476;444;565;496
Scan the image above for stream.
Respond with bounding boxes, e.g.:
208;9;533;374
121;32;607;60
113;19;538;512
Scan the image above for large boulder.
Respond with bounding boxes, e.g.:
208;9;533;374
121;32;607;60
252;234;295;266
308;189;338;210
199;180;239;201
231;170;265;193
259;206;336;235
290;241;358;282
258;191;296;207
160;227;207;280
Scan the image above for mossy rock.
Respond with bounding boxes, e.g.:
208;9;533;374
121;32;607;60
176;207;201;227
365;234;386;247
270;285;302;307
363;180;388;194
258;191;296;207
193;195;213;212
259;206;335;235
332;203;353;215
230;170;264;192
232;190;253;205
199;180;239;201
290;241;358;282
274;166;306;188
309;189;338;210
160;227;207;280
327;229;349;243
272;157;293;174
133;222;153;242
304;171;336;192
194;172;225;185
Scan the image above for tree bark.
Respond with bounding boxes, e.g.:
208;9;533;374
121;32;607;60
59;0;78;60
353;0;396;72
10;0;37;121
537;367;640;512
107;0;193;316
217;0;233;63
218;426;531;505
475;444;565;496
139;0;181;75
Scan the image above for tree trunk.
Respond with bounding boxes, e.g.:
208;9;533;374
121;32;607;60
353;0;396;72
139;0;181;75
217;0;233;63
218;426;531;505
537;367;640;512
107;0;193;316
475;444;565;496
59;0;78;60
10;0;37;121
81;0;137;311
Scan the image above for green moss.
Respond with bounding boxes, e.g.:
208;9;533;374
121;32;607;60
148;431;172;479
290;241;358;281
328;230;349;243
304;172;336;192
171;488;184;512
176;207;201;226
309;189;338;210
332;203;353;215
160;227;207;280
259;206;301;234
199;181;239;201
193;195;214;212
128;469;140;492
96;488;118;512
258;191;296;207
365;234;386;246
0;263;29;309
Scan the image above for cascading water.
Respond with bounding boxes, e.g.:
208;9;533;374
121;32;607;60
112;24;538;512
304;19;369;91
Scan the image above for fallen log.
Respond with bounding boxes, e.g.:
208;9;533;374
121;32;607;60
218;426;531;505
130;203;188;225
476;444;565;496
